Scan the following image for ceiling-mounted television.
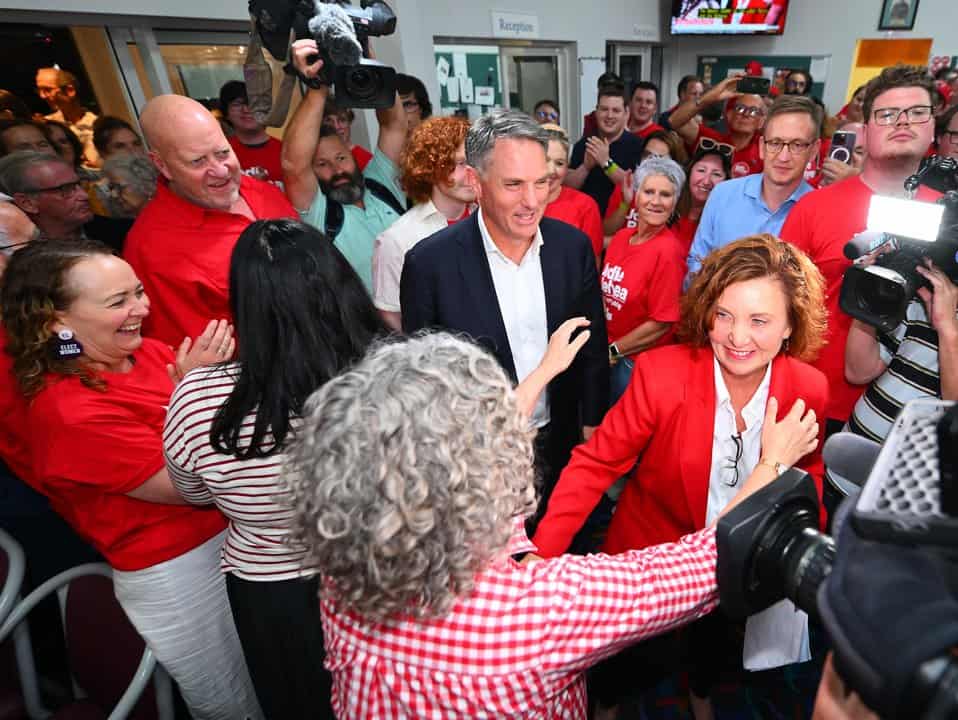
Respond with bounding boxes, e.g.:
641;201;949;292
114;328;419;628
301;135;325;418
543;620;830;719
670;0;790;35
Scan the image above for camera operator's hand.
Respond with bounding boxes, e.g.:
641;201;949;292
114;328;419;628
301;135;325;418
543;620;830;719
759;397;819;468
916;259;958;338
290;38;324;81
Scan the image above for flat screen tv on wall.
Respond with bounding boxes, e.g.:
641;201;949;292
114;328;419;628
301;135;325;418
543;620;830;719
670;0;790;35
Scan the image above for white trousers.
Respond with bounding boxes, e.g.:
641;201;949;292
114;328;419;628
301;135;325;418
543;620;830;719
113;530;264;720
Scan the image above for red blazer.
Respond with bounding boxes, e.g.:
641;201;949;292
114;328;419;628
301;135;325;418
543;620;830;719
533;343;827;557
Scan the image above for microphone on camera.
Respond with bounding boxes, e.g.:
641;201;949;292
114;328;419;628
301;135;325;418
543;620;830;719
308;1;363;66
823;432;882;490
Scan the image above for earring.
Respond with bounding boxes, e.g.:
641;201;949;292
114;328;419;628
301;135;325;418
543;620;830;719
55;329;83;359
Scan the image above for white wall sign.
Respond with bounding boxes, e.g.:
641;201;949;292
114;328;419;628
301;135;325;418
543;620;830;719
490;11;540;39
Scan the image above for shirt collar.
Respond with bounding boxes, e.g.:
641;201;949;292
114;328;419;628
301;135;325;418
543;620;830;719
713;355;773;429
477;208;544;265
745;174;814;205
151;175;258;228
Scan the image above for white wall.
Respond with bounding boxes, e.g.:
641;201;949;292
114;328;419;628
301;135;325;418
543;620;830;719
667;0;954;113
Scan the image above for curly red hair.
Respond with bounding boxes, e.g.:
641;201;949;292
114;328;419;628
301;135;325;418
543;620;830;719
679;234;827;362
399;116;470;204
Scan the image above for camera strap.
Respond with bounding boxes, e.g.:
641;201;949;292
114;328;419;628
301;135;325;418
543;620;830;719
324;178;406;242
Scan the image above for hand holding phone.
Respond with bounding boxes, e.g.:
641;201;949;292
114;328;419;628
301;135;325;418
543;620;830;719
737;76;770;96
829;130;857;165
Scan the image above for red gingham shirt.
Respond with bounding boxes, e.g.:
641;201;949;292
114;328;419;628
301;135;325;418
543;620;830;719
320;524;719;718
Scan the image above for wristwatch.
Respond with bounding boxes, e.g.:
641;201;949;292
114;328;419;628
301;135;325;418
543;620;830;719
608;343;622;364
759;458;789;476
602;157;615;170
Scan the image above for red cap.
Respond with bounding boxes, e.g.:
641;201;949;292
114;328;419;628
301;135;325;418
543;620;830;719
745;60;764;77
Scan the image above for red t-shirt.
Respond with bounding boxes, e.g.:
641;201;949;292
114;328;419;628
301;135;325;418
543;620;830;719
228;136;284;184
634;123;666;140
351;144;373;171
601;226;685;351
0;325;33;484
804;138;830;188
27;339;226;570
780;175;943;421
544;186;604;259
689;125;763;178
673;216;699;256
124;176;296;347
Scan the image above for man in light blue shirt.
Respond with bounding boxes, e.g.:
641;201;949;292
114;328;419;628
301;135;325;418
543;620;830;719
686;95;822;278
281;37;408;290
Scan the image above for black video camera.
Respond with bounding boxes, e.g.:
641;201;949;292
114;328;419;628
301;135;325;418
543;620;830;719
839;156;958;334
305;0;397;108
716;400;958;719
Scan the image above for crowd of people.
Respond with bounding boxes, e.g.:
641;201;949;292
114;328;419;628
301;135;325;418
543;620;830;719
0;41;956;720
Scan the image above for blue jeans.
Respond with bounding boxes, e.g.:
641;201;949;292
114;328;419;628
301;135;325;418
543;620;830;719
610;356;635;405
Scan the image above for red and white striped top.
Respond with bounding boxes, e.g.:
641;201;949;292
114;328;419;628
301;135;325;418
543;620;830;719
163;363;310;581
321;527;719;719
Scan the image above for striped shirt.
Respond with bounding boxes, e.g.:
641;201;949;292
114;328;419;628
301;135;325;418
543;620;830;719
163;363;309;581
321;527;719;719
847;300;950;442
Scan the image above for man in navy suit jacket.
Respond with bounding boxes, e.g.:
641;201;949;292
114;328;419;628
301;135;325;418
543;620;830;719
401;109;609;512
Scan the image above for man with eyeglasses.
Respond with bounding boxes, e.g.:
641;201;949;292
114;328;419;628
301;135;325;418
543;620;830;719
669;74;767;178
781;64;943;442
0;151;92;241
35;68;99;166
936;104;958;159
686;95;820;277
219;80;284;184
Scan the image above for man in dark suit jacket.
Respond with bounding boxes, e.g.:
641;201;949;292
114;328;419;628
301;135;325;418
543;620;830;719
401;109;609;513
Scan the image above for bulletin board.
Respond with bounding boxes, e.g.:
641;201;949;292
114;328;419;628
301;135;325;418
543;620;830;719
697;54;828;99
434;44;502;118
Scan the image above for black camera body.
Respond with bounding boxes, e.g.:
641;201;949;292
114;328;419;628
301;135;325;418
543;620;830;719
839;157;958;334
307;0;398;108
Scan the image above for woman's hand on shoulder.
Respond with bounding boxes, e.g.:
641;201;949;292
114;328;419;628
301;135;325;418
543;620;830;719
760;396;819;468
166;319;234;385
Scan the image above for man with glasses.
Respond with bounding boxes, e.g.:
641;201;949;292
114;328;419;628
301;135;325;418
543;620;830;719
686;95;820;276
35;68;98;166
936;104;958;159
219;80;284;184
0;151;92;241
396;74;432;137
781;65;942;440
670;74;767;178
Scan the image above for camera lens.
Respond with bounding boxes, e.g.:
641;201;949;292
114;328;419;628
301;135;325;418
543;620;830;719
343;67;384;103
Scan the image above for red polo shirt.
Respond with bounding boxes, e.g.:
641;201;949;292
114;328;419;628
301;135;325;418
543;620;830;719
124;176;296;347
634;123;666;140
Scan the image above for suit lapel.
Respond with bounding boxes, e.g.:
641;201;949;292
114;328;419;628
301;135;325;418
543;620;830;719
538;233;563;334
768;353;791;421
457;217;517;379
679;348;717;527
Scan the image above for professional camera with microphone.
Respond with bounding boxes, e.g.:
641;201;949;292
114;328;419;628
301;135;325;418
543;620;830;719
305;0;398;108
839;156;958;333
248;0;398;109
716;399;958;719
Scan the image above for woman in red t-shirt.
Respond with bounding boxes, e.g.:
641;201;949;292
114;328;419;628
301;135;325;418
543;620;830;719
0;240;264;720
674;147;731;255
540;124;604;261
603;157;688;402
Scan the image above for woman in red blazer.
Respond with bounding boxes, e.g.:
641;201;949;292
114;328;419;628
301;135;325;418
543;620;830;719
532;233;828;719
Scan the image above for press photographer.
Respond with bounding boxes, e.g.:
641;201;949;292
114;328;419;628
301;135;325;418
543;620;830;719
281;34;407;292
717;399;958;720
843;171;958;445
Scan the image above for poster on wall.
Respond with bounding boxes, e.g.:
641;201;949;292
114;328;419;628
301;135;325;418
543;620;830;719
878;0;920;31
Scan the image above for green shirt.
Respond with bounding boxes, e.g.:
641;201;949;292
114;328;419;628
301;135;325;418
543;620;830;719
299;149;404;289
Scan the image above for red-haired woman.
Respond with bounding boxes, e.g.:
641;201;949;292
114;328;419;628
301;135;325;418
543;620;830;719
533;234;829;719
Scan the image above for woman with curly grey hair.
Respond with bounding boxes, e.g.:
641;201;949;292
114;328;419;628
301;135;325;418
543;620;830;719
284;329;795;719
102;152;158;218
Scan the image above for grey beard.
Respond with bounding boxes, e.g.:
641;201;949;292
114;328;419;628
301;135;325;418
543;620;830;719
327;180;364;205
